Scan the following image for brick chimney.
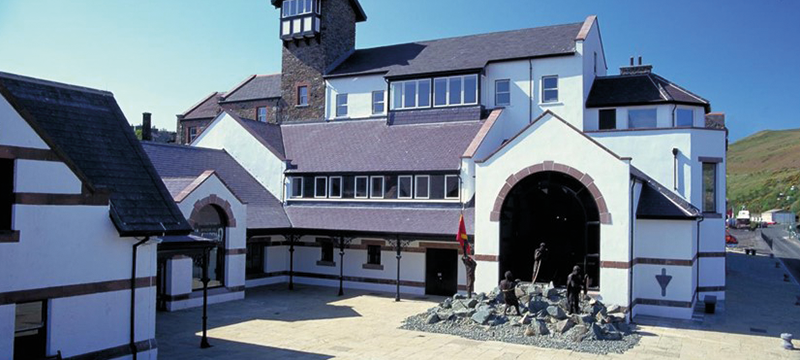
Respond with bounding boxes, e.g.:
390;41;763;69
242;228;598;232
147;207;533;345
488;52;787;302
705;112;725;129
620;56;652;76
142;112;152;141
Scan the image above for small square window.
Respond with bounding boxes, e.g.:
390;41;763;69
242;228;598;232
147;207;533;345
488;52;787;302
329;176;342;198
599;109;616;130
370;176;384;199
257;107;268;122
297;86;309;106
495;79;511;106
290;177;303;198
676;109;693;127
372;91;385;114
336;94;348;117
188;127;198;143
444;174;459;199
415;175;430;199
367;245;381;265
314;177;327;198
542;76;558;103
398;175;413;199
355;176;369;198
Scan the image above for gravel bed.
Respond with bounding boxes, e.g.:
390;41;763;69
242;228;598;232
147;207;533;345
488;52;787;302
401;310;640;354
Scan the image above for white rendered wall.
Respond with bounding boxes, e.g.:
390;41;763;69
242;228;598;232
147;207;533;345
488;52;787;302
175;174;248;290
166;256;192;297
0;304;14;360
192;113;286;199
325;75;387;120
474;113;631;306
634;220;695;260
579;20;607;104
0;95;49;149
14;159;82;194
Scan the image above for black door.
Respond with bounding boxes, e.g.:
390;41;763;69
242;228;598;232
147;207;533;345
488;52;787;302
425;248;458;296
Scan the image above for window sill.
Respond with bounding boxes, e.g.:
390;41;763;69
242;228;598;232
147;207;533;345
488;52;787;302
317;260;336;267
702;212;723;219
362;263;384;271
539;102;563;106
0;230;20;243
296;105;309;108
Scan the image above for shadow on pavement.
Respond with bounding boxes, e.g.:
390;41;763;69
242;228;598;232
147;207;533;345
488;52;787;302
158;336;333;360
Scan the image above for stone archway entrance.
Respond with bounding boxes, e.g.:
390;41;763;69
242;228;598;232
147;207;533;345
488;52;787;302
495;164;608;288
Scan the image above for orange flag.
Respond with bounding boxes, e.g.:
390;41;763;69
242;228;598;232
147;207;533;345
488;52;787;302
457;214;471;255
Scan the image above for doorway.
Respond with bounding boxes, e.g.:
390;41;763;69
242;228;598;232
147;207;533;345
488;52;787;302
425;248;458;296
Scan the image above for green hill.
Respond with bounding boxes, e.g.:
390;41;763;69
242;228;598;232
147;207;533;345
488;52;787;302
727;128;800;215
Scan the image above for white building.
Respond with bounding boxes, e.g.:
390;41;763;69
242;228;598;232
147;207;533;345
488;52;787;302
0;72;193;359
761;209;796;224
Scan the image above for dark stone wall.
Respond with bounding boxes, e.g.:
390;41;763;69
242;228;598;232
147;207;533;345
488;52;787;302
220;99;283;124
177;118;213;145
281;0;357;122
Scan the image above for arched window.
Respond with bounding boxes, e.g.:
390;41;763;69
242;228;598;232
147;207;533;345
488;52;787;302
191;205;227;289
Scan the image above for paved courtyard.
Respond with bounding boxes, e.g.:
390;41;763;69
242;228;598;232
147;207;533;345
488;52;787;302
158;234;800;359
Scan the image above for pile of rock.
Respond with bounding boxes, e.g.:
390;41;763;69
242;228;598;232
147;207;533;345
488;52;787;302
401;282;639;354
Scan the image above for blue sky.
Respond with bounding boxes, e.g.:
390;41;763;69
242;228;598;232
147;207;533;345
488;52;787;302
0;0;797;142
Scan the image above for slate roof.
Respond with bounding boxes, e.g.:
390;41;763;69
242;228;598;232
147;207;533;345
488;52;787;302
631;166;701;220
285;203;474;237
586;73;710;111
221;74;282;103
141;142;291;229
182;92;225;120
0;72;192;236
328;22;583;78
281;118;484;173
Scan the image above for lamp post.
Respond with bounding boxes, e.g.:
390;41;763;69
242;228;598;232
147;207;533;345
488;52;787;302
200;248;212;349
390;235;411;302
334;235;353;296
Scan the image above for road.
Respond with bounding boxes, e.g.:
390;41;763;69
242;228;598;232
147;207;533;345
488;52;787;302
758;227;800;286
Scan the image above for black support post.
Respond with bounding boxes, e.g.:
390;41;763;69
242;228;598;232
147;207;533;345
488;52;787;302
288;234;296;291
200;248;212;349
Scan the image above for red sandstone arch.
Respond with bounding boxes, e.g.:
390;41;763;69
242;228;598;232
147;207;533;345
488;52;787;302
489;160;611;224
188;194;237;228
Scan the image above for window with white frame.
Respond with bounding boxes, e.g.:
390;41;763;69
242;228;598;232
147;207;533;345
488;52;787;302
290;177;304;198
370;176;384;199
390;79;430;110
676;108;693;127
188;127;198;143
257;107;267;122
444;174;459;199
433;74;478;107
355;176;369;198
297;86;308;106
336;94;348;117
329;176;342;198
314;177;327;198
542;76;558;103
397;175;413;199
372;91;385;114
495;79;511;106
282;0;313;17
628;108;658;129
415;175;430;199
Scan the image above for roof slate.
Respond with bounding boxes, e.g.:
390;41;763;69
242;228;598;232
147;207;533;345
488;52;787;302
182;92;225;120
285;203;474;236
281;118;484;173
142;142;291;229
0;72;192;236
328;22;583;78
586;73;709;110
222;74;282;103
631;166;701;220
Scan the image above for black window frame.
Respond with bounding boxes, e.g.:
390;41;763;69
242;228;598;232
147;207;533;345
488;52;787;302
367;245;381;265
320;240;334;262
1;159;13;231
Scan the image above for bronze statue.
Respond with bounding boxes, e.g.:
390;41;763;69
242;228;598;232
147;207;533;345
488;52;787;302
462;255;477;298
566;265;587;314
531;242;547;283
499;271;521;316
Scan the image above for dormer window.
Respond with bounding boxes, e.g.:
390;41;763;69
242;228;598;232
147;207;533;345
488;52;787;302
391;80;431;110
283;0;313;17
280;0;320;39
433;74;478;107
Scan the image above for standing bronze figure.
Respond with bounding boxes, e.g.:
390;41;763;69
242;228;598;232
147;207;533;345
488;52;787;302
566;265;587;314
499;271;521;316
531;242;547;283
462;255;477;298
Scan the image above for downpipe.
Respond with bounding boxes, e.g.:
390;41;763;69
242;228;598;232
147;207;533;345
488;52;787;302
130;237;149;360
627;180;635;323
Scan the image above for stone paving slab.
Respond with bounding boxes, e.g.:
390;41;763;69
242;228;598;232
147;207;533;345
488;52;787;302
157;241;800;359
